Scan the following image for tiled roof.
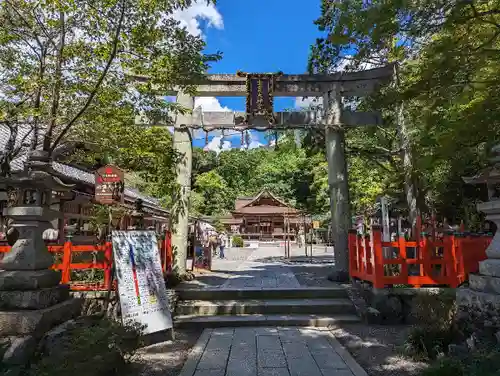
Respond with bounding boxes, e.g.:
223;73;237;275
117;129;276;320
0;124;168;214
234;205;301;215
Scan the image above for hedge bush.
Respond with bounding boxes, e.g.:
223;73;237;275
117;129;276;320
232;236;244;247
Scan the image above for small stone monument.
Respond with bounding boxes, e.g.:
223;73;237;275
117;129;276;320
459;144;500;312
0;151;81;365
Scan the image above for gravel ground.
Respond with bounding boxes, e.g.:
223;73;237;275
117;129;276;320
139;246;428;376
331;324;428;376
132;329;202;376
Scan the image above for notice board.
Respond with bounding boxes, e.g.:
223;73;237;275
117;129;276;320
112;231;172;334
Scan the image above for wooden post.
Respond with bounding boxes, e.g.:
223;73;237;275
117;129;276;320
348;230;357;279
103;241;113;290
61;241;72;285
371;226;385;288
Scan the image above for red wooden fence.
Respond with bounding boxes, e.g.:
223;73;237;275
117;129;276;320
349;226;491;288
0;232;173;291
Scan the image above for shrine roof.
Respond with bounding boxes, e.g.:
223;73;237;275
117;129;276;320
233;205;301;215
235;189;291;209
0;124;169;215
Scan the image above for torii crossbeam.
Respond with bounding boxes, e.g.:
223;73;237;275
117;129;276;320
139;65;395;279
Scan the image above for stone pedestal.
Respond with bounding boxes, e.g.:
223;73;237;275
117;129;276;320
0;206;81;366
457;201;500;313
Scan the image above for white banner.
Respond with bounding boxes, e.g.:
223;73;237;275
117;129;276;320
112;231;172;334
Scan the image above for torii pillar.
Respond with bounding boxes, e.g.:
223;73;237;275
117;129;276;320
324;88;351;282
171;92;194;275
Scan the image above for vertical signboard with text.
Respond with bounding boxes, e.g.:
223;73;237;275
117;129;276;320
112;231;173;334
95;165;125;205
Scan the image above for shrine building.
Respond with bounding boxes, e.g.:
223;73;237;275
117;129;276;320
220;190;304;241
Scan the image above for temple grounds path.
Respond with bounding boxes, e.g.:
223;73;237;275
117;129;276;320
135;246;425;376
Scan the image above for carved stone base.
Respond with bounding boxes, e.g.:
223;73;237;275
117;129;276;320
479;259;500;278
456;287;500;309
0;270;61;290
0;285;70;310
469;273;500;295
0;298;82;338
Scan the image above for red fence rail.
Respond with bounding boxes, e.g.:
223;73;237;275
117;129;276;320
0;232;173;291
349;226;491;288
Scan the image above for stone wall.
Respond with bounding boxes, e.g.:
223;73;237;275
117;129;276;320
349;279;456;324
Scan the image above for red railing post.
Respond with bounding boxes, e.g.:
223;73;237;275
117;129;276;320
444;233;459;287
399;235;408;283
421;234;431;284
348;230;357;278
61;241;72;284
371;225;385;288
363;234;370;276
103;242;113;290
165;230;172;273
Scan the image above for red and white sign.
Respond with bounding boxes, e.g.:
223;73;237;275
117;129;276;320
95;165;124;205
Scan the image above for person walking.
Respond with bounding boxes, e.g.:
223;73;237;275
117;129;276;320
218;232;227;259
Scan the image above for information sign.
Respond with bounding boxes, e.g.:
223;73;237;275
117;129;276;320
95;165;124;204
112;231;173;334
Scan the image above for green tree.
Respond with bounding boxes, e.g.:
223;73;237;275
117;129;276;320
0;0;220;176
308;0;500;225
193;170;231;216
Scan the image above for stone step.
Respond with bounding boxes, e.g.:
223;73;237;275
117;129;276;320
174;313;360;328
176;298;355;316
469;273;500;294
175;287;348;301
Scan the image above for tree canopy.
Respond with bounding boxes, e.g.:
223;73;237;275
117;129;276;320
305;0;500;226
0;0;220;177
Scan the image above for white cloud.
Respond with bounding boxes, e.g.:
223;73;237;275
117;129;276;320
171;1;229;136
171;1;223;37
203;135;233;154
295;96;323;109
194;97;230;112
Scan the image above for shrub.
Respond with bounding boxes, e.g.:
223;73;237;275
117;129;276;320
26;317;143;376
232;236;244;248
405;325;457;360
420;349;500;376
405;291;459;359
410;291;456;329
420;356;464;376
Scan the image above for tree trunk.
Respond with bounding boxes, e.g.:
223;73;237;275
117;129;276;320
397;100;420;230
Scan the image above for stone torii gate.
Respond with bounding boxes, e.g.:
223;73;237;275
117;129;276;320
165;65;394;279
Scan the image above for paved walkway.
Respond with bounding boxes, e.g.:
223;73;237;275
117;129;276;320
179;245;338;290
221;247;301;289
179;327;366;376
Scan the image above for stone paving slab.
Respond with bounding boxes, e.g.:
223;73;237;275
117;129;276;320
178;327;367;376
221;247;301;290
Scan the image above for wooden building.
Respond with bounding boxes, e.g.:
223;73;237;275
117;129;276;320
220;190;304;241
0;125;170;244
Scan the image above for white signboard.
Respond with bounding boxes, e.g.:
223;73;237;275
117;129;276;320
112;231;172;334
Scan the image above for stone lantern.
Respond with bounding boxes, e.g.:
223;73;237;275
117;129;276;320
459;144;500;311
0;150;81;364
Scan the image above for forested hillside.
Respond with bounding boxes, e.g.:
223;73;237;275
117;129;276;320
65;1;500;229
188;133;386;220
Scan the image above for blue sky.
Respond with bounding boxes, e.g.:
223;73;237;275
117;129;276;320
172;0;322;150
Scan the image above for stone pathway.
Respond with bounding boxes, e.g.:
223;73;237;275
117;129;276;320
221;247;301;289
178;327;367;376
